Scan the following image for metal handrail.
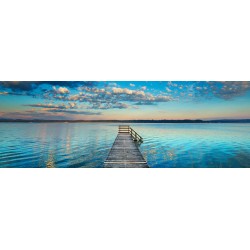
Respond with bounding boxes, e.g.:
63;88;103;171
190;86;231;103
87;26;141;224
129;127;143;142
118;125;143;142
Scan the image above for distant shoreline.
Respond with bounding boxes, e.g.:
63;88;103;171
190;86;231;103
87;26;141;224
1;119;250;123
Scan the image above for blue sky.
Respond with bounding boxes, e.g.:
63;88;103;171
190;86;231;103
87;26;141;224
0;81;250;120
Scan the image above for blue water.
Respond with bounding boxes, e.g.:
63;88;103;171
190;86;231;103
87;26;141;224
0;123;250;168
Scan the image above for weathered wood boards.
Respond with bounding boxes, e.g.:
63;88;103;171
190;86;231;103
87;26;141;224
104;129;149;168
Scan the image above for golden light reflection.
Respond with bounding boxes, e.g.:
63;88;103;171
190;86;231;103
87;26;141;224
66;133;71;155
46;151;55;168
167;150;176;161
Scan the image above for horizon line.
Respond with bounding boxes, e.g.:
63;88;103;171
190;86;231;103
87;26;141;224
1;118;250;122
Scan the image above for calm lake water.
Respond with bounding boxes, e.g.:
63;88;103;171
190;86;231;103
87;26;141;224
0;123;250;168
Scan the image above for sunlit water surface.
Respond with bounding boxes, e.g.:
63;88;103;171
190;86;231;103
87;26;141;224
0;123;250;168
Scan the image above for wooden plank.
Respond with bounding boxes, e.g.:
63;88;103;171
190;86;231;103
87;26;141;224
104;131;149;168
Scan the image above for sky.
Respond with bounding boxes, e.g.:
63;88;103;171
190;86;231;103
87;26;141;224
0;81;250;120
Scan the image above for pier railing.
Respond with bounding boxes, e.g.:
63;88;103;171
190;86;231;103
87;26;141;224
118;125;143;142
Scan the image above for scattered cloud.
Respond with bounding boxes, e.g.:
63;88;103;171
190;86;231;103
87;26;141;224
0;82;37;91
48;109;102;115
52;86;70;94
112;87;146;96
24;102;78;110
0;110;67;120
206;81;250;99
1;82;250;120
0;81;97;93
135;101;156;105
166;81;250;100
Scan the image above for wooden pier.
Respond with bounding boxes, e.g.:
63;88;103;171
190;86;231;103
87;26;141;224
104;125;149;168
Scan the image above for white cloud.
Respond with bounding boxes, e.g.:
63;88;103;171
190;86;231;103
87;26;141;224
112;87;133;95
112;87;145;96
25;102;78;110
53;86;70;94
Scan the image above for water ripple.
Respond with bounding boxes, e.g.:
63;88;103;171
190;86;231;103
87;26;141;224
0;123;250;167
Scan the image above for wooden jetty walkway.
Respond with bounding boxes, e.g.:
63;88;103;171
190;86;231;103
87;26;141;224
104;125;149;168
